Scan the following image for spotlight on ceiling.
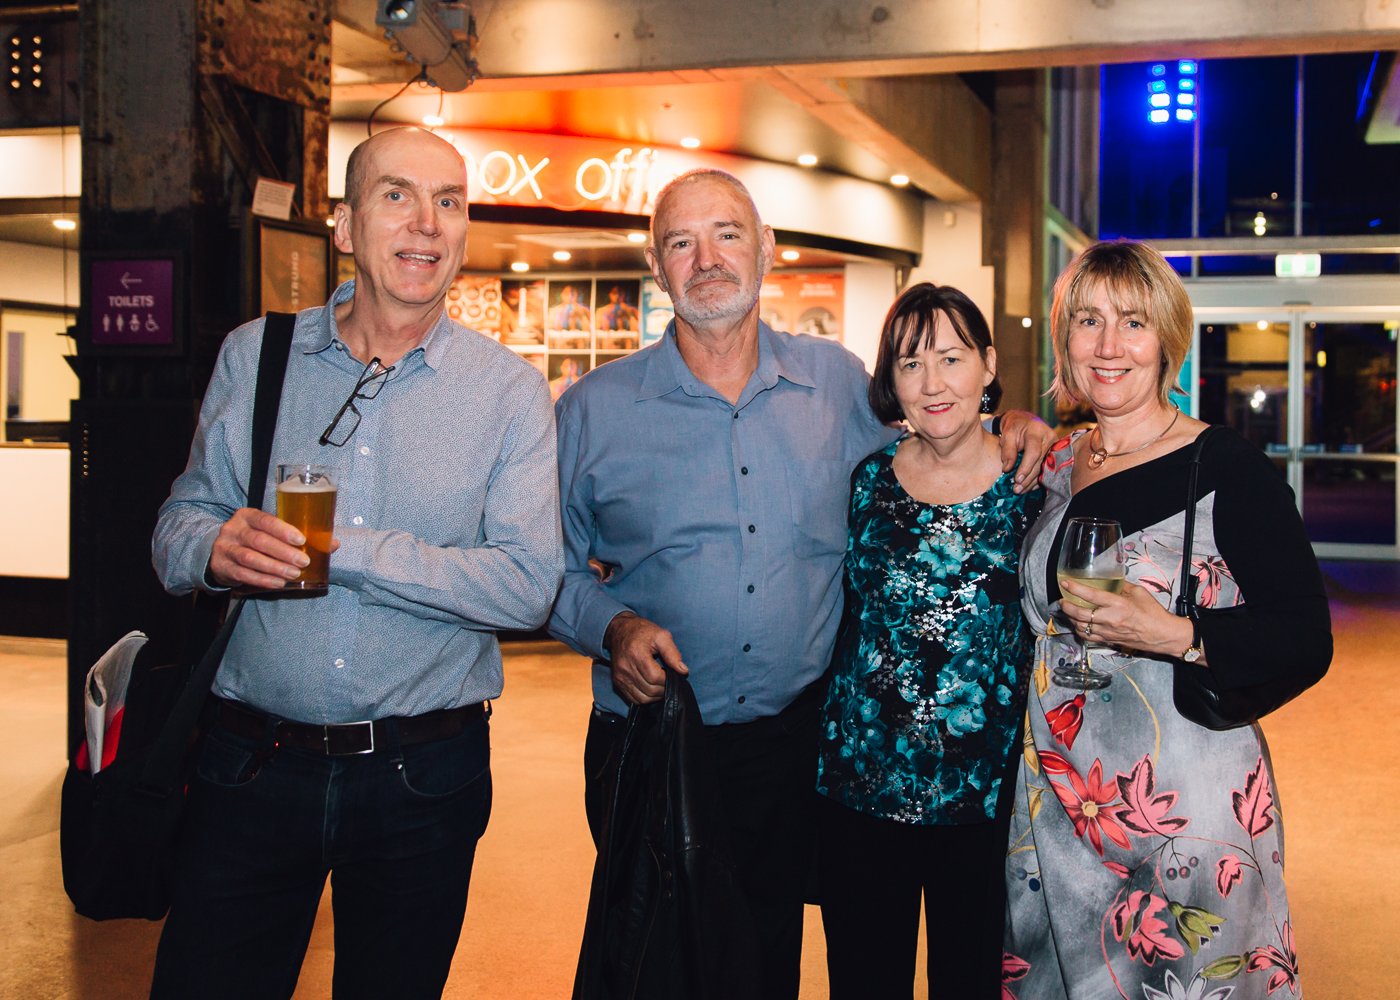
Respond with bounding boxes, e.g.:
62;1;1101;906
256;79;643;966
780;250;800;262
52;218;76;231
890;173;910;187
552;250;572;262
797;153;818;167
376;0;480;92
510;261;530;273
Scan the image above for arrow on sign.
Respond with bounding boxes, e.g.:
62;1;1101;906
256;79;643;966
120;272;143;290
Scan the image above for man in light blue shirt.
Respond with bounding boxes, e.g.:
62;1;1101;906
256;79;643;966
549;168;1047;998
149;127;562;999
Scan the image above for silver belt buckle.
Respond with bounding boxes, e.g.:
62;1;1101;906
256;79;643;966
324;720;375;756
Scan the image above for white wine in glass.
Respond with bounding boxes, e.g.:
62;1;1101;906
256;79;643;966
1053;517;1125;690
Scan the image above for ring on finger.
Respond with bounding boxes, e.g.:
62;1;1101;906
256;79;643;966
1085;622;1094;638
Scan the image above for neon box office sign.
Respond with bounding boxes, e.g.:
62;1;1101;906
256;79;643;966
360;127;701;216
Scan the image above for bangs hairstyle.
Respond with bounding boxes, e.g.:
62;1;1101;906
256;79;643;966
868;283;1001;424
1048;240;1193;407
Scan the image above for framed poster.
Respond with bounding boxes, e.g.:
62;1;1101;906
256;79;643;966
546;279;593;349
500;278;546;345
81;252;184;356
254;217;331;317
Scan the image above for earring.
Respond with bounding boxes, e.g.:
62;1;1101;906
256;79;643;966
980;391;991;413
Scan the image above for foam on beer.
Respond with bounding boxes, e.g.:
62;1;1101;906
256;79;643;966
277;479;335;493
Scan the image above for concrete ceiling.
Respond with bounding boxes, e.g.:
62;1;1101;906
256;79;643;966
330;0;1400;200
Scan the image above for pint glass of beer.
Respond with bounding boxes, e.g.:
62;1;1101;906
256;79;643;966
275;464;337;591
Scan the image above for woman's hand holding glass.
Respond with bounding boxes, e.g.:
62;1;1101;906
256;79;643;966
1057;575;1202;665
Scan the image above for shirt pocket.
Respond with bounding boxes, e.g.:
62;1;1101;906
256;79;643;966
787;458;853;558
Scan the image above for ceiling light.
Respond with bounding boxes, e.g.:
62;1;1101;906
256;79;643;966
780;250;800;262
890;173;910;187
679;136;701;149
1256;319;1270;331
627;231;647;244
797;154;818;168
552;250;572;262
52;218;76;231
1021;316;1033;328
422;114;444;127
510;261;530;273
325;216;336;227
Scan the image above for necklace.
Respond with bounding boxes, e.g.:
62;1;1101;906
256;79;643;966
1086;407;1180;469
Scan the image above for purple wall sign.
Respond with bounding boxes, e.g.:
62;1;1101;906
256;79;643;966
90;259;175;347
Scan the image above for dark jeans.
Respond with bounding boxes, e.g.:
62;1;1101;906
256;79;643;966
817;796;1007;1000
584;686;822;1000
150;712;492;1000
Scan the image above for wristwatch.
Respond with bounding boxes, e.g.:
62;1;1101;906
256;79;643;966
1181;618;1204;663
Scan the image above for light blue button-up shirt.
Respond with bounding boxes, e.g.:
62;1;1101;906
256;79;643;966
153;281;563;724
548;321;896;724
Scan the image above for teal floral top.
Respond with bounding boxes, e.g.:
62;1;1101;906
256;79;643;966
816;438;1041;825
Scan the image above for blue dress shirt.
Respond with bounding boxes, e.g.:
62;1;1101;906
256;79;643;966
548;322;896;724
153;281;563;724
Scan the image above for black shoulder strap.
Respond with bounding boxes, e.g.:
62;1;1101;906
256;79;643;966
138;312;296;793
1174;425;1221;618
249;312;296;510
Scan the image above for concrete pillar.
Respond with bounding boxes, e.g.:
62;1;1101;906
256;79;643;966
70;0;331;747
985;70;1048;417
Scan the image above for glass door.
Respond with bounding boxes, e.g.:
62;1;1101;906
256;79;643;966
1191;298;1399;560
1297;317;1398;556
1193;311;1294;511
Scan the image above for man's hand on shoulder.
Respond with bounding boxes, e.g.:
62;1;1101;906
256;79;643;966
603;611;688;706
995;410;1056;493
206;508;332;591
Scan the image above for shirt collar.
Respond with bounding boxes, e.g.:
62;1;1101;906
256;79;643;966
307;279;453;372
635;319;818;402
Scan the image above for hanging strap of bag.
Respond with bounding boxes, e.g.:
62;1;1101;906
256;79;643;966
1173;425;1220;620
135;312;296;796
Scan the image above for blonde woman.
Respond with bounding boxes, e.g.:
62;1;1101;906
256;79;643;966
1003;242;1331;999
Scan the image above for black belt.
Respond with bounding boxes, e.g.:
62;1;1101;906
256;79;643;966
214;697;487;756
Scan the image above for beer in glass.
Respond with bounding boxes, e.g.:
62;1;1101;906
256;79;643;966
275;464;337;591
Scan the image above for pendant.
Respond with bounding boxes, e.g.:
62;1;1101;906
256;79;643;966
1087;450;1107;469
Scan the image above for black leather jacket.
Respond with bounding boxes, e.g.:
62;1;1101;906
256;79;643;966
573;674;760;1000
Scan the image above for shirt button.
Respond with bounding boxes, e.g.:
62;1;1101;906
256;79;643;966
353;515;364;525
358;445;371;456
334;658;345;669
747;584;755;593
737;695;746;704
747;524;756;533
740;466;749;475
742;643;751;652
732;412;739;420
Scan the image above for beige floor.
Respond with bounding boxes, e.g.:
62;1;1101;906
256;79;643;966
1;564;1396;998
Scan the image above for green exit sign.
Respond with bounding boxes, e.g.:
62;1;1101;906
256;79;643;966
1275;253;1321;277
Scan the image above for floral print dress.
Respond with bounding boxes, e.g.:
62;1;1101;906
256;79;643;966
1004;432;1309;1000
817;439;1041;826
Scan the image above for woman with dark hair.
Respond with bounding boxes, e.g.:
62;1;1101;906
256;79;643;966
816;283;1043;998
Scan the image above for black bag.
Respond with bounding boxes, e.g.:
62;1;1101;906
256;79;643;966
1171;426;1328;731
59;313;295;920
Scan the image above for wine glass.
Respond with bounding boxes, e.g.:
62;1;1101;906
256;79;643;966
1053;517;1125;690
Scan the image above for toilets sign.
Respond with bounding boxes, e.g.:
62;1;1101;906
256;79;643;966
90;259;175;348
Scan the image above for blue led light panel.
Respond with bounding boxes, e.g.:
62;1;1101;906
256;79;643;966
1147;60;1201;123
